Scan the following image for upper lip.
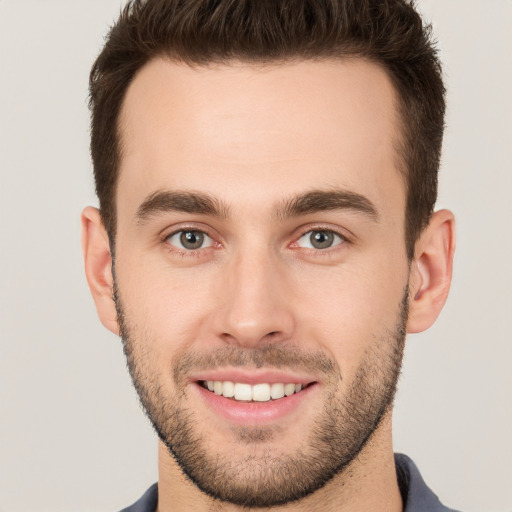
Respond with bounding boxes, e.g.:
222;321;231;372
189;368;318;386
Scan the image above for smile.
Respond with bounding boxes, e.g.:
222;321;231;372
201;380;304;402
193;372;318;424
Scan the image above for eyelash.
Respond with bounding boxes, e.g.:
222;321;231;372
161;225;351;258
292;226;350;253
162;226;219;259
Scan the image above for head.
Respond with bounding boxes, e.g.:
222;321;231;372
89;0;445;259
83;0;455;508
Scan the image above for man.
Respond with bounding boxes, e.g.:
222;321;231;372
81;0;458;510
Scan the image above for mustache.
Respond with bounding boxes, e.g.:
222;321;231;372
172;344;338;385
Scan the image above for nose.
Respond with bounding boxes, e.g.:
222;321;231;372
213;248;295;348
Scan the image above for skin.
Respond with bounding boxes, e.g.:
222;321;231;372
82;58;455;512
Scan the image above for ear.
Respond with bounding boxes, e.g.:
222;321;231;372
81;207;119;335
407;209;456;333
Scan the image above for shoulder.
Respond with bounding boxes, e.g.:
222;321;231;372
395;453;463;512
119;483;158;512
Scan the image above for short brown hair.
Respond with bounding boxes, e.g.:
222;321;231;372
89;0;445;258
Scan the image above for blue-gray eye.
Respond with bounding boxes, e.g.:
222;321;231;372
167;230;213;250
297;230;344;249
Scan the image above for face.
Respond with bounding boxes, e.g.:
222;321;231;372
114;58;411;507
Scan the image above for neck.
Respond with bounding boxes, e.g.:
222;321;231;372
156;413;402;512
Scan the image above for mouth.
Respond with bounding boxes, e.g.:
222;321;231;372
191;370;319;424
199;380;312;403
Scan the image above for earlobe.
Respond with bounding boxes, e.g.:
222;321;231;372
81;206;120;335
407;209;456;333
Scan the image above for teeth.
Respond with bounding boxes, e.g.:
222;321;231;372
284;383;296;396
213;381;223;395
253;383;271;402
270;383;285;399
204;380;305;402
234;383;252;401
222;380;235;398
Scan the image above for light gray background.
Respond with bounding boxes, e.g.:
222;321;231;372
1;1;511;511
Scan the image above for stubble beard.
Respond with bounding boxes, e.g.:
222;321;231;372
114;282;408;508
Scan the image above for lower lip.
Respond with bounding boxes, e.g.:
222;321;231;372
194;383;317;425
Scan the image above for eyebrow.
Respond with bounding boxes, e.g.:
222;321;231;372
276;189;379;221
135;187;378;224
136;190;230;223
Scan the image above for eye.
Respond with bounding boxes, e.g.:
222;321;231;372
166;230;214;250
296;230;345;250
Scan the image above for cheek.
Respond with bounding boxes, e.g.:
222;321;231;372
115;253;221;357
294;255;408;371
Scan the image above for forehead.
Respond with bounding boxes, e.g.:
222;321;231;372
117;58;404;218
